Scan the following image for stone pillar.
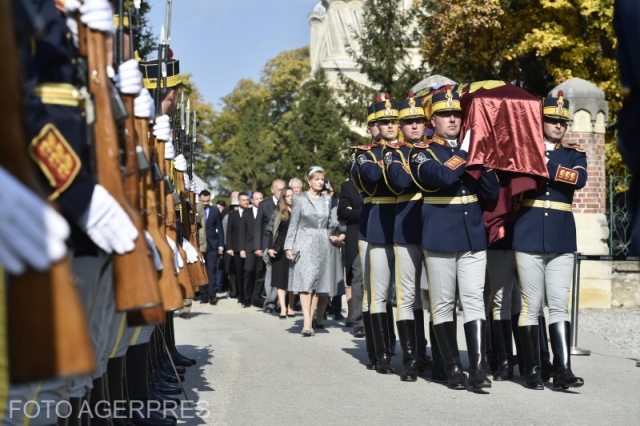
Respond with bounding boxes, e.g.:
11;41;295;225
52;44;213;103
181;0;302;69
549;78;611;308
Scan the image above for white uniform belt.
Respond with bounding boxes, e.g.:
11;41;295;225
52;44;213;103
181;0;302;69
520;199;572;212
370;197;397;204
397;193;422;203
423;195;478;205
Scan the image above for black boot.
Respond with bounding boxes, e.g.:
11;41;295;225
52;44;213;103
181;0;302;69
519;325;544;390
429;321;447;382
433;321;465;389
396;320;418;382
549;321;584;389
512;313;524;376
414;309;432;373
493;320;514;381
386;303;396;356
370;313;394;374
89;376;111;426
539;314;554;382
67;397;83;426
464;319;492;389
362;312;377;370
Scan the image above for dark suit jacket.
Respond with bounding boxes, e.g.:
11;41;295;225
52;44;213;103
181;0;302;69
338;179;362;269
204;204;225;252
226;209;244;252
254;197;277;251
240;207;257;253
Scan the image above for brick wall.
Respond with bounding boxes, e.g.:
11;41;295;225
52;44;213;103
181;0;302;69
564;132;606;214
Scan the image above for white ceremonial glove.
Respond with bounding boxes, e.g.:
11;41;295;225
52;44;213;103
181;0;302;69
164;137;175;160
78;184;138;254
183;174;191;192
460;130;471;153
0;167;70;275
115;59;143;95
144;230;163;272
181;238;199;264
173;154;188;172
134;89;155;118
545;156;550;164
153;115;171;141
165;235;183;273
79;0;115;34
191;181;199;195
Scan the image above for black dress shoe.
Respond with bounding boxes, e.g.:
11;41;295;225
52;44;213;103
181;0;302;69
446;364;466;390
170;350;196;366
151;378;181;395
161;362;186;375
148;388;181;405
333;312;345;320
178;312;190;319
209;298;218;305
199;297;209;304
353;327;365;338
264;307;274;314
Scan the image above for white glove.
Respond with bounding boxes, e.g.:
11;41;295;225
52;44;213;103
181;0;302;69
115;59;143;95
78;185;138;254
79;0;115;34
0;167;70;275
134;89;155;118
181;238;199;264
183;174;191;192
144;230;163;272
191;181;199;195
164;138;175;160
545;156;550;164
174;154;187;172
165;236;183;273
153;115;171;141
460;130;471;153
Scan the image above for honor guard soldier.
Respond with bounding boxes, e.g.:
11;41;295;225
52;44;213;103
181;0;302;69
384;93;434;381
355;94;401;374
513;91;586;390
409;87;499;390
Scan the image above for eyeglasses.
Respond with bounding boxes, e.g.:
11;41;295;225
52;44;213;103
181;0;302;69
377;119;399;126
400;118;425;125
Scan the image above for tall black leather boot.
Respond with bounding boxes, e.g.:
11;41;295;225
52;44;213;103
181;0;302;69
549;321;584;389
433;321;465;390
414;309;432;373
519;325;544;390
429;321;447;382
386;303;396;356
464;319;492;388
512;313;524;376
538;314;554;381
89;376;111;426
396;320;418;382
67;397;83;426
108;356;128;424
362;312;377;370
493;319;514;381
370;313;394;374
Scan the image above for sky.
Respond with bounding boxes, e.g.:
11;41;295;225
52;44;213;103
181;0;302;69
147;0;318;110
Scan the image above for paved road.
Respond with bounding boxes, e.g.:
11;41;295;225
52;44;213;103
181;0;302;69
173;297;640;426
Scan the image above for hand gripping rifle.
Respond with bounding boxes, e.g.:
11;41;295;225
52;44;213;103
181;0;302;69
1;0;94;383
77;3;162;313
119;1;182;322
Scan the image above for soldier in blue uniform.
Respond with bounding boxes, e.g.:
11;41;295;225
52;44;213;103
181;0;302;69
409;88;499;390
513;92;586;390
384;93;436;381
353;94;400;374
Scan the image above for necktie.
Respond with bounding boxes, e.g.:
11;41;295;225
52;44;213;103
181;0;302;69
205;205;209;221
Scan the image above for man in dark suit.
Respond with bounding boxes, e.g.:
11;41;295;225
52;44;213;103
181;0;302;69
199;190;225;304
254;179;285;313
226;192;249;304
338;179;364;336
241;191;264;308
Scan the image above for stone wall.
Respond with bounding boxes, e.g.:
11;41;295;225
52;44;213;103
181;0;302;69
611;262;640;308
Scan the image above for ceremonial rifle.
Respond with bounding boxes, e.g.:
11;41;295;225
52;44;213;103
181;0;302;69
77;2;162;312
1;0;94;382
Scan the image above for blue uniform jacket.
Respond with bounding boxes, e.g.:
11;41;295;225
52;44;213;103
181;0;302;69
356;143;397;245
386;142;422;245
512;144;588;253
350;147;373;241
409;140;499;252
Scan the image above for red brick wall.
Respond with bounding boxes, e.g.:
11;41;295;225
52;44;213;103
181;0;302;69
564;132;606;214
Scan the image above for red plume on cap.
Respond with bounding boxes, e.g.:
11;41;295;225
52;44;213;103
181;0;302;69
558;90;564;97
168;48;174;59
408;91;414;98
384;93;390;100
375;96;382;102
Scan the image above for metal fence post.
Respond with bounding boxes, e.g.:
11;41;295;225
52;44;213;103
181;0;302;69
571;252;591;356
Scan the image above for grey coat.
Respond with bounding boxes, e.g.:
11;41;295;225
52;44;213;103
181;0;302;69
284;192;339;295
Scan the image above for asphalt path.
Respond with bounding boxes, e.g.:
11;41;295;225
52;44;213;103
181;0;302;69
172;297;640;426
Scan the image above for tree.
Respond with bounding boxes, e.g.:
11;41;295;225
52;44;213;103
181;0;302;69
124;0;156;60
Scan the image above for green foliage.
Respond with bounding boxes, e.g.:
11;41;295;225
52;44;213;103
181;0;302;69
126;0;155;60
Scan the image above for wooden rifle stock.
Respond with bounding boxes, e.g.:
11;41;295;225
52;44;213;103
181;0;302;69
1;1;94;382
136;119;183;310
79;19;161;312
189;190;210;283
177;170;209;286
157;142;194;296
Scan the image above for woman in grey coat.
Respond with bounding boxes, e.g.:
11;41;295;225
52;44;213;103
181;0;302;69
285;166;339;336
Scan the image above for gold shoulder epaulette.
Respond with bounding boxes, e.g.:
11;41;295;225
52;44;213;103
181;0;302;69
386;141;405;149
564;143;586;153
350;144;376;151
412;141;430;149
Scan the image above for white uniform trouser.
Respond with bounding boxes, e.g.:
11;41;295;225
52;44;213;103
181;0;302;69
424;250;487;325
368;243;394;314
394;244;420;321
358;240;370;313
487;250;516;321
515;251;573;326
